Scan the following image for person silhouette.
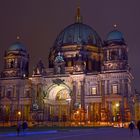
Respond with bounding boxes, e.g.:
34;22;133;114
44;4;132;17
137;120;140;136
22;121;28;135
129;121;135;136
16;122;21;136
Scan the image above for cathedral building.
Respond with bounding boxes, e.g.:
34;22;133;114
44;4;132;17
0;8;136;126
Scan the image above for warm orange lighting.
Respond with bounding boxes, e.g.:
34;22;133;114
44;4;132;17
116;103;119;107
18;111;21;116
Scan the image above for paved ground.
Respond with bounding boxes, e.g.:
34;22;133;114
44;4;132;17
0;127;140;140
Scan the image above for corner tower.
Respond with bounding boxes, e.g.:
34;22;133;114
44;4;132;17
102;25;128;72
1;38;29;78
101;26;134;122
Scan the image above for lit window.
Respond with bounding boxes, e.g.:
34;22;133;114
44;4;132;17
91;87;97;95
112;85;118;94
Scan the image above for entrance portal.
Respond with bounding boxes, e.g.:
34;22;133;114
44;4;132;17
44;83;72;123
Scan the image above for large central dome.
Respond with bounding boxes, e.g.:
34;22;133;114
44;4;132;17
49;7;103;72
54;22;102;48
53;7;102;48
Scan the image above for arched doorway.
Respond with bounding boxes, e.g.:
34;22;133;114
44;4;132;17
43;83;72;124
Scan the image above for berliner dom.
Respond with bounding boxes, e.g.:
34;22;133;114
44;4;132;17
0;8;138;127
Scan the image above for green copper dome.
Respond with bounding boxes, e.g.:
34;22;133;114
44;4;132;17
8;42;27;52
53;22;102;48
106;30;124;43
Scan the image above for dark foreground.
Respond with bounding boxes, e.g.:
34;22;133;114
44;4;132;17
0;127;140;140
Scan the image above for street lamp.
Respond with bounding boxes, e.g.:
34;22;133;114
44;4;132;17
18;111;21;116
17;111;21;121
116;103;119;107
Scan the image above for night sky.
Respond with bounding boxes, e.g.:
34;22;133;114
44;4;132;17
0;0;140;91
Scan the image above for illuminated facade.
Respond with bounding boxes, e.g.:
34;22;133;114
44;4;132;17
0;8;136;126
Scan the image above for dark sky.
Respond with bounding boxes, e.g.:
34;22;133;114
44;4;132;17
0;0;140;91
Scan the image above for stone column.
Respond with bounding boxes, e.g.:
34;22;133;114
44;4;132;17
45;103;50;121
98;81;100;95
120;79;125;123
101;80;105;108
107;80;110;95
100;80;106;121
80;80;85;110
72;81;76;110
109;101;112;122
85;104;89;121
13;85;16;98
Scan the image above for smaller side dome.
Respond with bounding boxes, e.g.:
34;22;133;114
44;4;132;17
7;42;27;52
106;30;124;42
